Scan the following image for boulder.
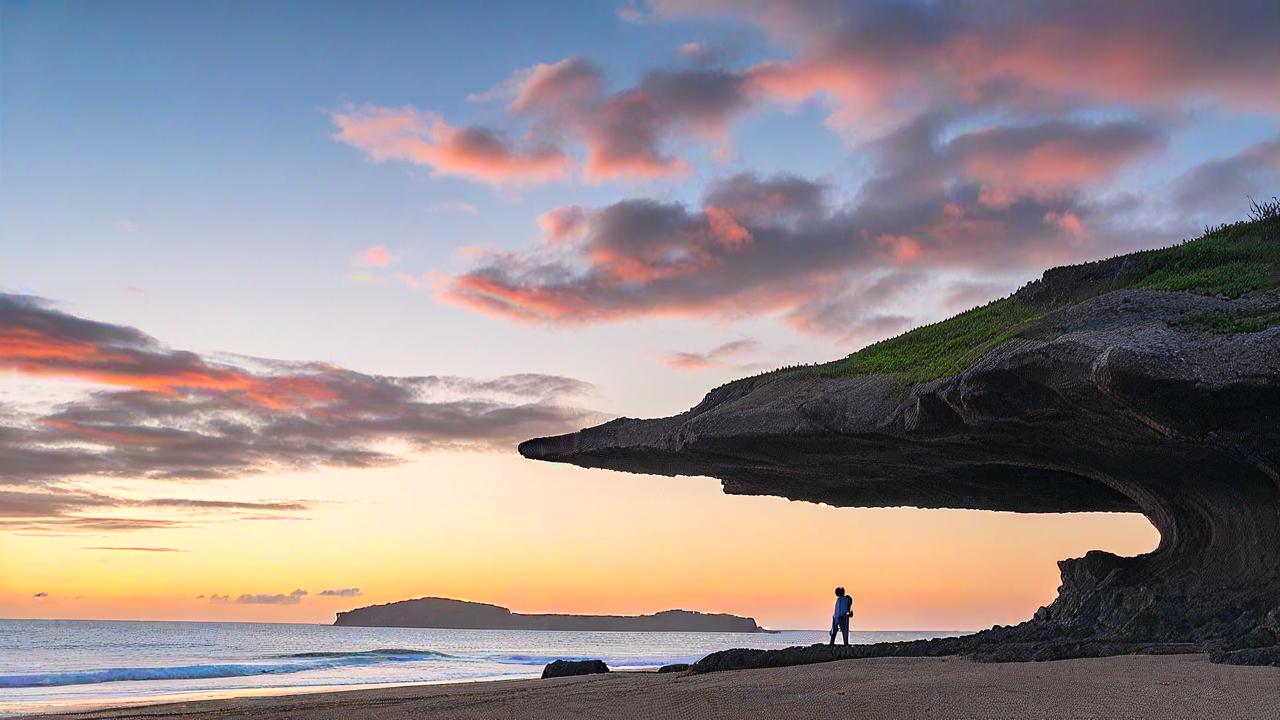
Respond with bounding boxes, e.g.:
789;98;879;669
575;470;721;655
541;659;610;679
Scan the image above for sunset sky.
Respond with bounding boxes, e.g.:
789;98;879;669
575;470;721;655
2;0;1277;630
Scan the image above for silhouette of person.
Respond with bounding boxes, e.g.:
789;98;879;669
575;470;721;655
829;586;852;646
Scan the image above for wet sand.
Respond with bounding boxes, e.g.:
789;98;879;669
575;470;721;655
27;654;1280;720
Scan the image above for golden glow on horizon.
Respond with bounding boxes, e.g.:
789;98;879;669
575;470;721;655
0;452;1157;630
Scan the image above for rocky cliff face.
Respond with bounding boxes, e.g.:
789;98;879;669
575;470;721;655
335;596;764;633
521;244;1280;665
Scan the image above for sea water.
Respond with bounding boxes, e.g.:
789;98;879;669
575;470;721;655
0;619;964;716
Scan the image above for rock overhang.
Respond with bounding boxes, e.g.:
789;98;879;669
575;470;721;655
521;286;1280;663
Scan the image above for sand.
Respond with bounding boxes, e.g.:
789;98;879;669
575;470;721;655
27;654;1280;720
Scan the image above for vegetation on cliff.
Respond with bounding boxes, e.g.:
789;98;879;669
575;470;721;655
819;201;1279;382
742;202;1279;385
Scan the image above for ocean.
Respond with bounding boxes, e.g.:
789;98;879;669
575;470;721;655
0;619;964;716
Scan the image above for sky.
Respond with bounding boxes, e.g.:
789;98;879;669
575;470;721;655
1;0;1277;630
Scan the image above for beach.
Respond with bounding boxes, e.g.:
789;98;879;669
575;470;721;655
24;654;1280;720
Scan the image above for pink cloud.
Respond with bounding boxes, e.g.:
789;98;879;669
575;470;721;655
689;1;1279;133
949;121;1165;187
439;164;1122;331
330;105;571;186
335;2;1273;194
362;245;391;267
1045;211;1085;236
663;338;760;370
537;205;591;244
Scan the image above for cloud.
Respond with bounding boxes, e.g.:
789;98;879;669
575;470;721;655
504;58;756;181
330;105;571;185
537;205;591;244
787;272;924;340
361;246;392;267
338;56;758;185
317;587;362;597
6;517;187;533
0;488;313;537
33;592;48;598
639;0;841;44
441;120;1159;332
432;202;478;214
235;589;308;605
336;2;1273;195
208;594;231;603
0;295;602;528
946;120;1166;187
1173;136;1280;217
655;0;1279;132
80;546;186;552
663;338;761;370
0;484;313;517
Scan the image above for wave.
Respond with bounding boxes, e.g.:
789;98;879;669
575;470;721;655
0;649;452;689
1;648;701;689
280;648;452;659
481;653;700;668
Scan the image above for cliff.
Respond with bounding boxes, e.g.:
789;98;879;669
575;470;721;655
521;211;1280;666
334;596;765;633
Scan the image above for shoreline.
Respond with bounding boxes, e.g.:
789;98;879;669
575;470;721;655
1;674;546;719
14;654;1280;720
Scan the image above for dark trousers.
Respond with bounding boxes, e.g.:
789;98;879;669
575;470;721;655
829;614;849;645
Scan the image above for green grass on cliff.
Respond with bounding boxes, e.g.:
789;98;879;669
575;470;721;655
803;203;1280;384
1175;306;1280;334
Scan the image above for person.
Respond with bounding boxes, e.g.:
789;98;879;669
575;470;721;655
829;586;852;646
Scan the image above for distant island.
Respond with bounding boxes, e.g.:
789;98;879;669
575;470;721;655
333;596;766;632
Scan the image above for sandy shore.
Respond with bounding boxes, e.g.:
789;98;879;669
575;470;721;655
26;654;1280;720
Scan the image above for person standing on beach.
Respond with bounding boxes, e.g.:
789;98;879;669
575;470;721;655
829;587;853;646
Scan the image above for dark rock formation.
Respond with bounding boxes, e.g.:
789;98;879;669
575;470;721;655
657;663;690;673
521;285;1280;665
542;659;610;679
334;596;764;632
689;637;1207;674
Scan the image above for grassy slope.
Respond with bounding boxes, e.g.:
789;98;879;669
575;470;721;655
798;210;1280;385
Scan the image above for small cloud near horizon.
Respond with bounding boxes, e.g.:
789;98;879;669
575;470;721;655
79;546;187;552
234;589;309;605
318;587;362;597
33;592;49;598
